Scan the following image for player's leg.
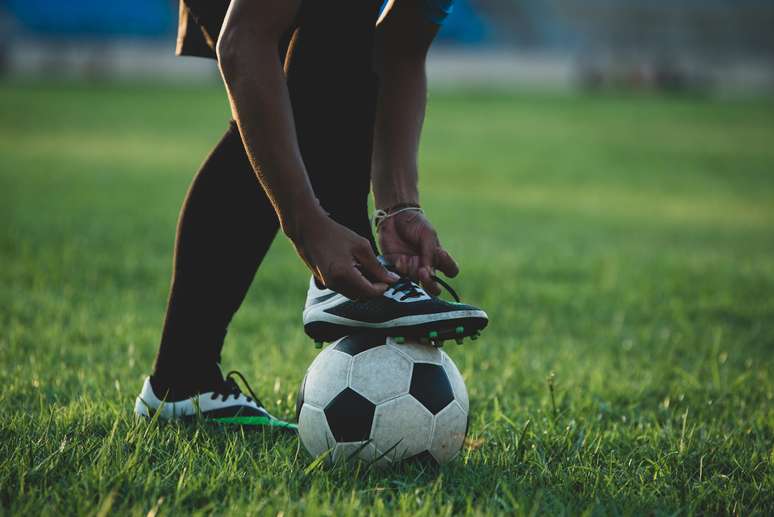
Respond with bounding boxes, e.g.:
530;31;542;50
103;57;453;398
135;122;295;428
149;121;278;398
135;24;301;424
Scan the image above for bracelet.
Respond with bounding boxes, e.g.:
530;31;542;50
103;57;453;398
372;203;423;232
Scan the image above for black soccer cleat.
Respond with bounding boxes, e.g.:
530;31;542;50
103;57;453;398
302;271;488;347
134;370;297;432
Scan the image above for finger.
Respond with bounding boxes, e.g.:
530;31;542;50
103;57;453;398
388;254;408;276
332;267;389;300
435;247;459;278
405;256;422;282
419;266;441;296
355;245;399;285
420;239;441;294
419;237;435;271
389;255;418;280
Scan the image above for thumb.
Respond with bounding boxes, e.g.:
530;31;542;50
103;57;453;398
356;246;400;285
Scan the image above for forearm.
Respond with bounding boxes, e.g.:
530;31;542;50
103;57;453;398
211;0;394;297
372;57;425;209
371;1;438;210
217;1;323;239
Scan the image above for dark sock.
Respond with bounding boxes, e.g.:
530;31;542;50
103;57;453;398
151;123;278;398
150;364;224;401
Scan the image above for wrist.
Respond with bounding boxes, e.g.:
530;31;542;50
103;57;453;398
280;198;328;242
374;191;420;211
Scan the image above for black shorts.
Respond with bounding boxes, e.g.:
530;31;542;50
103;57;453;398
176;0;451;59
176;0;228;59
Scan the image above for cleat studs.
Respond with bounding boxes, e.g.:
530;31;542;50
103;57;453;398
455;337;464;345
314;340;324;349
455;326;465;335
394;336;405;344
470;333;479;341
428;330;439;339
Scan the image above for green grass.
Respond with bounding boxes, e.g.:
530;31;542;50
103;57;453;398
1;81;773;515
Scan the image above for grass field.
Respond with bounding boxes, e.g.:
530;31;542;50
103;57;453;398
1;82;773;515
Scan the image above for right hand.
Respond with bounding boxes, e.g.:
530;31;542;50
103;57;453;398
289;212;399;299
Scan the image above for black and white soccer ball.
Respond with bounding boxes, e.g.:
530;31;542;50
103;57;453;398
296;334;469;466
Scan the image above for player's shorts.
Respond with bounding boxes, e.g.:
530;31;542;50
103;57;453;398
423;0;454;25
176;0;454;59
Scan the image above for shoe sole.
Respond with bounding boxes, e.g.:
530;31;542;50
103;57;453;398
134;399;297;432
135;410;298;433
304;315;488;348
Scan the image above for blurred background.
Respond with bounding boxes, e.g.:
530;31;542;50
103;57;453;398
1;0;773;93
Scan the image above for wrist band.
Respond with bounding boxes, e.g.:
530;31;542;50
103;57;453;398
372;203;423;232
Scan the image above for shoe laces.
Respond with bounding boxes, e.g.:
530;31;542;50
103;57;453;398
390;274;461;303
210;370;264;408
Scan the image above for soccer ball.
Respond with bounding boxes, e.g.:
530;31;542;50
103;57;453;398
296;334;469;466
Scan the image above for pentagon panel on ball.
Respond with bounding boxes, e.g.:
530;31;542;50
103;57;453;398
324;388;375;442
409;362;455;414
297;335;470;466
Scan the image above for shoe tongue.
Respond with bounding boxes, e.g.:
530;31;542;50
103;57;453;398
391;277;426;299
223;378;241;395
221;372;265;407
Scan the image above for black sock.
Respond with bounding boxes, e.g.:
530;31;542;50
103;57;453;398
151;123;277;398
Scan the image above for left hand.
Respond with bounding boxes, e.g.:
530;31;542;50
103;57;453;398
377;209;459;295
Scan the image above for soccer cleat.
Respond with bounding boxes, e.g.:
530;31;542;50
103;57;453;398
302;266;488;345
134;371;297;431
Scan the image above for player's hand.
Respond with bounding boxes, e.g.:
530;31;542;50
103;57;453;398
377;210;459;295
291;213;399;299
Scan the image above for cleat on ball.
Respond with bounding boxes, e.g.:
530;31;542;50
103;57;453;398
302;258;488;345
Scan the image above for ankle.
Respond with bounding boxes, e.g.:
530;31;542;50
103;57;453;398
150;365;224;402
149;375;191;401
